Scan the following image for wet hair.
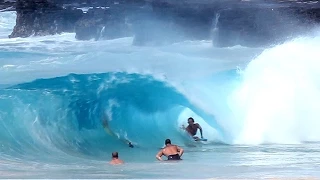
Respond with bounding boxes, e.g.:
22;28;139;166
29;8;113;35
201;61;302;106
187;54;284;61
165;139;171;145
188;117;194;122
112;152;118;158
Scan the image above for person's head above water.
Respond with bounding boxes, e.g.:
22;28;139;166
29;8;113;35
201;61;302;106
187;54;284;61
165;139;171;145
109;151;124;165
112;152;119;159
188;117;194;124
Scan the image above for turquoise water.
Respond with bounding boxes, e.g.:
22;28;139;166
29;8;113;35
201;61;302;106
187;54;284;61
1;10;320;179
1;144;320;178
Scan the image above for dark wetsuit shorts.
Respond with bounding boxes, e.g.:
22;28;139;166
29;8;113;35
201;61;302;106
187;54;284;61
167;154;181;160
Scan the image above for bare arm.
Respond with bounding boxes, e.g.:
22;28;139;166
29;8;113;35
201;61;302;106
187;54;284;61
156;150;163;161
182;125;193;136
197;123;203;138
176;146;184;157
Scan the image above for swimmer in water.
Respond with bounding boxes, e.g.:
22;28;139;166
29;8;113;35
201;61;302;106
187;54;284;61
156;139;184;161
102;114;134;148
109;152;124;165
181;117;203;141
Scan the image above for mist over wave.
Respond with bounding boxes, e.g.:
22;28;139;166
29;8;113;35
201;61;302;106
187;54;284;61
228;34;320;144
1;8;320;162
0;11;16;39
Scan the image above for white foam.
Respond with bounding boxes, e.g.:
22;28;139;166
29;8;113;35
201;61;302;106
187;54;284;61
229;33;320;144
0;11;16;38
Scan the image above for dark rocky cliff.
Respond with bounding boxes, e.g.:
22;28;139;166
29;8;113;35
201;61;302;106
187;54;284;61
4;0;320;47
9;0;83;38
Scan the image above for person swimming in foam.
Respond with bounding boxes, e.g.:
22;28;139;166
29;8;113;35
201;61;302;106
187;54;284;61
181;117;203;141
156;139;184;161
109;152;124;165
102;113;134;148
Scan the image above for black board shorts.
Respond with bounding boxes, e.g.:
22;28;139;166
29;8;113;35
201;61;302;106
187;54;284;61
167;154;181;160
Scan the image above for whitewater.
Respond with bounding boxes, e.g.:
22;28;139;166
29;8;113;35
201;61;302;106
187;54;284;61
1;9;320;179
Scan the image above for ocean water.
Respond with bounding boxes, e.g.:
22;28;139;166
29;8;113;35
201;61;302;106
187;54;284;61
1;8;320;179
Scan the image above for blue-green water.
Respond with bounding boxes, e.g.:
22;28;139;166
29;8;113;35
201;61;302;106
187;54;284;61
1;144;320;179
1;10;320;179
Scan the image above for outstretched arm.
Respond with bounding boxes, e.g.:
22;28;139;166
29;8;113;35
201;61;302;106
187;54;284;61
181;125;193;136
156;150;163;161
197;123;203;138
101;113;134;148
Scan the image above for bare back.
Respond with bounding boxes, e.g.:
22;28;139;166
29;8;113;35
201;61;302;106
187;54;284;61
109;158;124;165
161;144;180;156
156;141;184;161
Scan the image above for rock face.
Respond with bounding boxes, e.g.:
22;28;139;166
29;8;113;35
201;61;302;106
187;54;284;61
9;0;83;38
214;6;320;47
73;0;146;41
6;0;320;47
74;6;132;40
0;0;16;11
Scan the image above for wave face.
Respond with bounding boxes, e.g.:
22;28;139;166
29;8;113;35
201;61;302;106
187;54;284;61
0;72;235;159
1;10;320;162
